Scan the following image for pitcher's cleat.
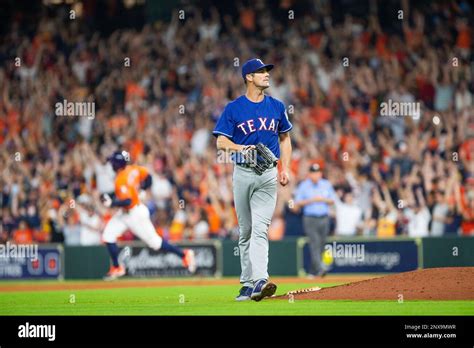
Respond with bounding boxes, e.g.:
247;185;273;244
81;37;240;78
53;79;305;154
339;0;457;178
235;286;253;301
251;279;277;302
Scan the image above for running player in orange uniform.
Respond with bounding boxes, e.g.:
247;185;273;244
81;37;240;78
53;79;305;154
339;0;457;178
101;151;196;280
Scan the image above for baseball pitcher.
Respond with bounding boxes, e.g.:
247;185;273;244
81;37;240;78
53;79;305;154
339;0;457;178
213;58;292;301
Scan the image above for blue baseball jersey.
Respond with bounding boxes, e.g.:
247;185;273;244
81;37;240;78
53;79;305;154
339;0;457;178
213;95;292;159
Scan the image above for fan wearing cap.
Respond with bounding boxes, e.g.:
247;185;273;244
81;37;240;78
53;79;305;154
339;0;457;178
291;163;337;278
213;58;293;301
99;151;196;280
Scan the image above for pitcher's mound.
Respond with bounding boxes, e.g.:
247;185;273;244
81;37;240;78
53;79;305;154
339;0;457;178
282;267;474;301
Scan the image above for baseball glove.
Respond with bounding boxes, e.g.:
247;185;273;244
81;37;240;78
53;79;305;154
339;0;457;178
241;143;277;175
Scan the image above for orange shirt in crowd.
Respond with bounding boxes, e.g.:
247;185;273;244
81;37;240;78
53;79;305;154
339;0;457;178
460;139;474;161
126;139;144;161
428;137;439;151
309;106;332;128
376;33;389;58
205;204;221;235
0;118;4;144
115;165;149;209
34;228;50;243
308;32;323;49
404;28;423;49
327;83;342;107
240;8;255;31
137;111;148;133
108;113;129;131
456;26;471;50
125;82;146;103
291;157;300;177
360;31;371;47
340;134;362;152
12;228;34;244
328;146;340;162
277;156;300;177
348;108;370;131
295;88;309;104
7;109;20;136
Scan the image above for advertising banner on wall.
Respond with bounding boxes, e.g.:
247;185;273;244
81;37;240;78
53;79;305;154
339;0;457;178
0;243;63;279
300;239;419;274
119;242;221;277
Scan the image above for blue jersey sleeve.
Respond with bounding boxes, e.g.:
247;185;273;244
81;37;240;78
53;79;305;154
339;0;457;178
278;103;292;133
213;105;234;138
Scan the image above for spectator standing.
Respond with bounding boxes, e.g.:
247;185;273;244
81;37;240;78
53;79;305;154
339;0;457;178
335;191;363;236
77;197;103;246
12;221;34;244
430;190;449;236
405;188;431;237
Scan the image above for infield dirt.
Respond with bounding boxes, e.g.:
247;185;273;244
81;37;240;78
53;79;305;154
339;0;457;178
280;267;474;301
0;275;374;292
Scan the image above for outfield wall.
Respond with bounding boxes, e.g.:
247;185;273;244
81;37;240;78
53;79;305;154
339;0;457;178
0;244;64;280
222;239;298;276
299;237;420;276
64;241;222;279
422;236;474;268
0;237;472;279
296;236;473;275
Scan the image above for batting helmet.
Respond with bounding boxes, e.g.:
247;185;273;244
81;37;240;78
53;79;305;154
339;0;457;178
108;151;129;171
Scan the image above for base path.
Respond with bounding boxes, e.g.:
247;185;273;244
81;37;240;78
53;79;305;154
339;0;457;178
278;267;474;301
0;275;376;293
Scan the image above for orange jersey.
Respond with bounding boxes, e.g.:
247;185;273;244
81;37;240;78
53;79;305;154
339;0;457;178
114;165;149;209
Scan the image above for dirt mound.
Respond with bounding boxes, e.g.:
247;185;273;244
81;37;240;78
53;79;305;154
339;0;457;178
282;267;474;301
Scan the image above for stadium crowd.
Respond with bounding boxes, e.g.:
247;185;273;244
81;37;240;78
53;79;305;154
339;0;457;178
0;0;473;246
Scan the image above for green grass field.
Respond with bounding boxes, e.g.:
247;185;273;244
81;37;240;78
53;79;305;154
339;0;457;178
1;279;473;315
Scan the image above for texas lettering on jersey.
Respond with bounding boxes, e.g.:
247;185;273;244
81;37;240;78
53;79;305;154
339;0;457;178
213;95;292;159
236;117;279;135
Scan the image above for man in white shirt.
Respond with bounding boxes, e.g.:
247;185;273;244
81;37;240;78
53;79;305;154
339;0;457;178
431;190;449;236
82;144;116;194
335;191;363;236
455;81;472;112
405;203;431;237
78;206;103;246
151;173;173;210
404;187;431;237
94;160;116;194
77;195;103;246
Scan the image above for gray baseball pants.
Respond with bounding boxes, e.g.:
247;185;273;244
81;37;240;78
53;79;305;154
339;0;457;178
303;215;329;275
233;164;278;287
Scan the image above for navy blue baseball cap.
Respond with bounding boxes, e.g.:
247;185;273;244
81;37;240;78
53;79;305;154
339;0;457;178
241;58;274;80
